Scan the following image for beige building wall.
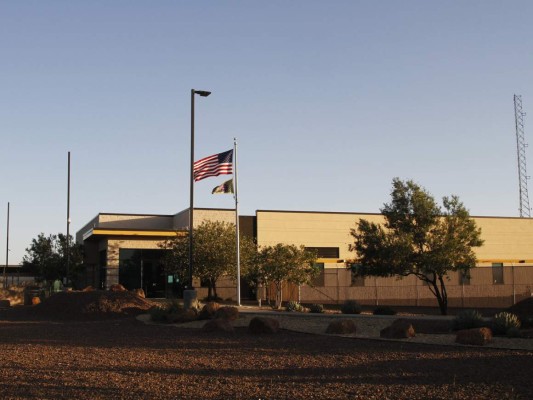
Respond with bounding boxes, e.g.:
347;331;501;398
173;208;237;229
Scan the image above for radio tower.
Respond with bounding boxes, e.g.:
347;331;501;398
514;94;531;217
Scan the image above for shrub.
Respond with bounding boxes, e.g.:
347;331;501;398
149;306;169;322
519;316;533;329
506;327;522;338
309;304;325;314
340;300;362;315
286;301;304;312
453;309;484;331
149;299;184;323
492;312;521;335
373;306;397;315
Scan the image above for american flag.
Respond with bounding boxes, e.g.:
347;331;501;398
193;149;233;182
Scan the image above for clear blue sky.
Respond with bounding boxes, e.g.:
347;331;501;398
1;1;533;264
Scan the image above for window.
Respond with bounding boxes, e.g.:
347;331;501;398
310;263;325;287
349;263;365;287
492;263;504;284
305;247;339;259
459;271;471;285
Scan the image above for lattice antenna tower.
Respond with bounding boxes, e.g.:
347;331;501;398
514;94;531;218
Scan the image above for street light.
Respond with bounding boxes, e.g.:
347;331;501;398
184;89;211;309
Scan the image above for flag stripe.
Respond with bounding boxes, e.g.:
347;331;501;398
193;149;233;182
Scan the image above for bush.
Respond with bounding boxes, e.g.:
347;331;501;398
286;300;304;312
373;306;397;315
519;315;533;329
492;312;521;335
149;306;169;322
506;327;522;338
453;309;485;331
309;304;324;314
340;300;362;315
149;299;184;323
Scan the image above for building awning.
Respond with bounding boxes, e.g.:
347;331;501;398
82;228;187;241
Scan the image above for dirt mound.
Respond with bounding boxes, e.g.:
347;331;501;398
28;291;156;321
508;297;533;316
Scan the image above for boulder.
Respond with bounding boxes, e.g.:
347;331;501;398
110;284;127;292
249;317;280;334
167;308;198;324
31;296;41;305
203;319;235;333
199;302;221;320
0;300;10;308
132;288;145;298
380;319;416;339
456;327;493;346
325;319;357;335
215;306;239;321
81;286;95;292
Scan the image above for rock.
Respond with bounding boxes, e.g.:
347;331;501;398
455;327;493;346
110;284;127;292
82;286;95;292
203;319;235;333
132;288;145;298
0;299;10;308
249;317;280;334
325;319;357;334
31;296;41;305
167;308;198;324
380;319;416;339
215;306;239;321
199;302;220;320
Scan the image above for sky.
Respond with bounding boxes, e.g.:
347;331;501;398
1;1;533;264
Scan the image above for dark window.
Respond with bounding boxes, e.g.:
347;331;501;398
459;271;471;285
305;247;339;258
310;263;325;287
350;263;365;287
492;263;504;284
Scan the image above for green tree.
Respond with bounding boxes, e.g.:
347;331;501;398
249;244;318;309
350;178;484;315
22;233;84;284
161;220;256;300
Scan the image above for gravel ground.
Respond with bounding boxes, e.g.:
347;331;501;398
0;311;532;399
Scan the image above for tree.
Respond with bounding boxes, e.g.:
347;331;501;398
349;178;484;315
161;220;256;300
248;244;318;309
22;233;84;284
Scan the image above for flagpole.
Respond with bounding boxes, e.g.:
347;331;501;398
234;138;241;306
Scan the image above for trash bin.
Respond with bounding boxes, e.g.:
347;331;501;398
23;287;43;305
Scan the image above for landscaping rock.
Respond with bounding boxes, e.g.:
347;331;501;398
110;284;127;292
215;306;239;321
203;318;235;333
249;317;280;334
82;286;95;292
456;327;493;346
199;302;220;320
380;319;416;339
132;288;145;298
31;296;41;305
325;319;357;335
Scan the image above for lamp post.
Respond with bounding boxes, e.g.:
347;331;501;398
66;151;71;287
184;89;211;309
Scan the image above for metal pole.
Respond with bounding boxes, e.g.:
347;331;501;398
234;138;241;306
189;89;195;290
66;151;71;285
4;202;9;289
